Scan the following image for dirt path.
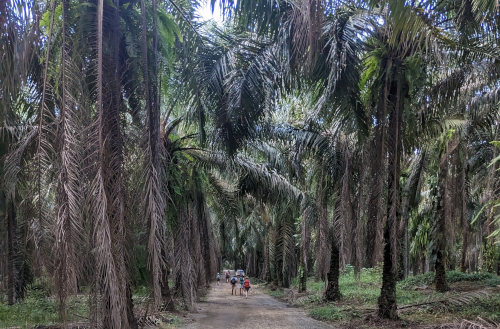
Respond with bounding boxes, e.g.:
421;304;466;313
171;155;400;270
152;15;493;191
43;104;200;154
181;281;333;329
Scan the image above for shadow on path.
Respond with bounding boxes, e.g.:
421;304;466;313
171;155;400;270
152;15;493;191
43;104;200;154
181;282;333;329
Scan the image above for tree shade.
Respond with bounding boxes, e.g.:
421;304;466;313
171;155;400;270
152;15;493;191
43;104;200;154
0;0;499;328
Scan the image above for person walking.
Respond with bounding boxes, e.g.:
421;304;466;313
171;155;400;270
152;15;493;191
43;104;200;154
225;270;230;283
230;275;238;295
216;273;221;286
243;277;251;298
239;275;244;296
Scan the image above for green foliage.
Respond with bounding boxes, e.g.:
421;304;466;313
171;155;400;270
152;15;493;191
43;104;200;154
446;294;500;321
40;3;62;33
480;240;498;273
338;267;382;305
309;305;359;321
0;287;88;329
398;271;500;289
283;268;500;325
266;288;286;299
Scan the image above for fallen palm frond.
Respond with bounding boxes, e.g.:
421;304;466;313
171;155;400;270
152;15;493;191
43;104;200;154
398;288;500;311
431;318;499;329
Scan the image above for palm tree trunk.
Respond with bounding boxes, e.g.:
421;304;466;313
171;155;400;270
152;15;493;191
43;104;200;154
234;216;241;270
435;145;449;292
161;246;174;311
263;229;271;282
460;229;468;272
366;131;385;267
458;149;468;273
95;0;130;325
273;222;282;286
366;62;390;267
316;172;329;280
298;214;308;292
400;181;410;279
325;223;341;301
281;215;293;288
354;147;369;279
378;62;402;320
7;197;17;305
340;149;353;269
197;194;212;285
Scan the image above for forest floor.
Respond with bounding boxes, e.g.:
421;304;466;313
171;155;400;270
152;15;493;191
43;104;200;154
1;269;499;328
179;281;334;329
262;268;500;329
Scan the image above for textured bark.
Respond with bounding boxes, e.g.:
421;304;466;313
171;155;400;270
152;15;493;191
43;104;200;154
339;151;353;269
460;229;468;273
234;217;242;270
263;231;271;282
378;60;403;320
281;215;294;288
325;227;341;301
7;198;17;305
458;150;468;273
354;147;369;278
435;144;449;292
298;213;308;292
161;247;174;311
273;221;283;286
366;59;390;267
435;249;448;292
378;223;397;319
399;153;425;279
198;197;213;285
366;137;385;267
315;172;330;280
400;185;410;279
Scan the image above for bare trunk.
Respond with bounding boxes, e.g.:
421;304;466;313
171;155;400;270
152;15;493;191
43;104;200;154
7;198;17;305
458;151;468;273
354;147;369;279
315;172;330;280
263;231;271;282
366;131;385;267
435;144;449;292
198;195;212;285
460;229;468;272
274;221;283;286
298;213;308;292
340;150;353;269
378;60;402;320
324;236;341;301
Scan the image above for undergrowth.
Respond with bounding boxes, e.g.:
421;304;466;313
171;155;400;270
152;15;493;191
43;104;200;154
266;266;500;326
0;284;181;329
0;287;88;329
398;271;500;289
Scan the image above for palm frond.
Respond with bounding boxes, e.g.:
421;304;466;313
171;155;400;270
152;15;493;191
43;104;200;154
188;149;303;203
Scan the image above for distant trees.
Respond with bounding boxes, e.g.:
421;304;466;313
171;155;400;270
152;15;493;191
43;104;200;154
0;0;499;327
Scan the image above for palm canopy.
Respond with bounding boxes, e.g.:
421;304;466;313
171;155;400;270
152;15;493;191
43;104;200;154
1;0;500;328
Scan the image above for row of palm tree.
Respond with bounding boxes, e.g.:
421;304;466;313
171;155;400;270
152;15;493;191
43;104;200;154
0;0;499;328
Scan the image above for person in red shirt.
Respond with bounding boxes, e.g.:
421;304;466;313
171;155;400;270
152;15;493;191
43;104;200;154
243;277;251;298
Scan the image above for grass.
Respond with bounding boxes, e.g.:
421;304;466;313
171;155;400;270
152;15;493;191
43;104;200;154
309;305;362;322
264;267;500;327
0;284;183;329
0;288;88;329
398;271;500;289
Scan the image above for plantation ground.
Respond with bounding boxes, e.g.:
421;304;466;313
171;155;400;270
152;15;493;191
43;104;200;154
1;268;499;328
180;281;333;329
262;267;500;329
